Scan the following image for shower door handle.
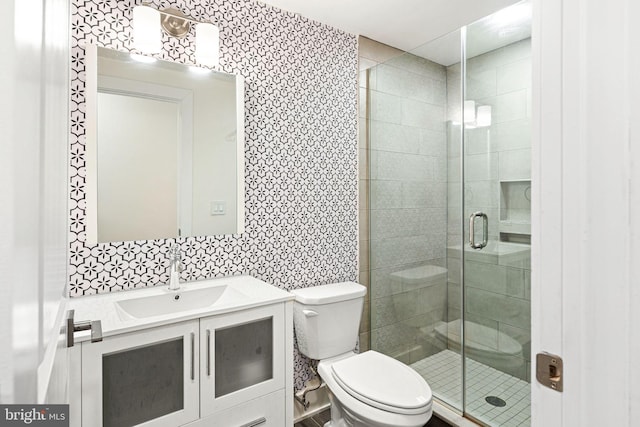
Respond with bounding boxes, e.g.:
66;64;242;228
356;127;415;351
469;212;488;249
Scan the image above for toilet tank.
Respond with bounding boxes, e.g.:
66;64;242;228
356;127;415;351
290;282;366;360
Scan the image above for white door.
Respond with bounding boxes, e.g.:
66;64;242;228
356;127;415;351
533;0;640;425
82;321;199;427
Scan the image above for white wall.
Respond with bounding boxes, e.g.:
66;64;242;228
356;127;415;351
533;0;640;424
0;0;69;403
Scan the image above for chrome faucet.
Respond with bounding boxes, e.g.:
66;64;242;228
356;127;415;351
168;244;183;291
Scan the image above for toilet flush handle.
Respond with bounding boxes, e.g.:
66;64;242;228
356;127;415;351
302;309;318;317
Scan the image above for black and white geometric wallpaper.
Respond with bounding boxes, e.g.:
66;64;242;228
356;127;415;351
70;0;358;389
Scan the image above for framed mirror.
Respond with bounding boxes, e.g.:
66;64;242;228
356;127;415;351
85;45;244;244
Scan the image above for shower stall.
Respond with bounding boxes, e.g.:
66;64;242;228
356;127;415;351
364;2;532;426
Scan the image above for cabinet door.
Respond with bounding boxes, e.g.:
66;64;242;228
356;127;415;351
82;320;199;427
200;304;285;416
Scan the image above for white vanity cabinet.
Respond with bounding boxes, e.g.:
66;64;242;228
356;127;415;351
74;300;292;427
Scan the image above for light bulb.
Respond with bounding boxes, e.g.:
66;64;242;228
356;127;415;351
476;105;492;127
133;5;161;54
464;100;476;124
195;22;220;67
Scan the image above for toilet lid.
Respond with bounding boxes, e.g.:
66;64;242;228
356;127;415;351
331;351;432;415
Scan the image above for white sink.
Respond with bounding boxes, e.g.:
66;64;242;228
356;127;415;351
115;285;246;319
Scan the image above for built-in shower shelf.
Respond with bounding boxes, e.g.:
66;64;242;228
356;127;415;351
499;220;531;235
499;180;531;237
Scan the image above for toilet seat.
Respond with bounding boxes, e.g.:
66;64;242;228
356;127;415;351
330;351;432;415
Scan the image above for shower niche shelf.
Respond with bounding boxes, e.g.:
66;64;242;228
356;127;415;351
499;180;531;237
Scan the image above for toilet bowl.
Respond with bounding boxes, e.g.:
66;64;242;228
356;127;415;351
291;282;433;427
319;351;432;427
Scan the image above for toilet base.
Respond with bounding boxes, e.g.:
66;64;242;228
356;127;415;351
325;387;371;427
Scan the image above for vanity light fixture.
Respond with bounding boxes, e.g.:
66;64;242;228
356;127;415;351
133;2;220;67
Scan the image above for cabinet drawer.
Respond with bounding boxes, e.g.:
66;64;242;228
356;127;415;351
186;389;285;427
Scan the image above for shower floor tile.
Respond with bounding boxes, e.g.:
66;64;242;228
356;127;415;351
411;350;531;427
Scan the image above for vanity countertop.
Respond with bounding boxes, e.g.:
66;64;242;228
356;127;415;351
69;275;294;343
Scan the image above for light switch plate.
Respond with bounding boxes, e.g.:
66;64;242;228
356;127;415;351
210;201;226;216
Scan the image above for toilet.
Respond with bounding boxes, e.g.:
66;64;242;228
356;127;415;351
291;282;433;427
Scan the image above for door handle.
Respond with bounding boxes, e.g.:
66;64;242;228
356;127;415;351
65;309;103;347
469;212;488;249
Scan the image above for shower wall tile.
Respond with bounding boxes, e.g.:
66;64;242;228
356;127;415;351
489;89;528;124
358;37;406;359
493;118;531;151
365;45;448;361
370;121;422;154
465;261;525;298
498;38;532;66
384;54;447;82
464;153;499;181
370;91;403;123
370;208;447;240
467;68;497;100
465;181;500;208
359;37;404;65
370;209;423;240
400;99;446;131
370;180;403;209
433;157;448;182
370;235;446;270
466;287;530;330
376;65;443;104
447;123;462;159
420;129;447;158
499;149;532;181
466;48;504;73
465;128;497;155
447;157;462;185
371;151;435;182
496;58;532;95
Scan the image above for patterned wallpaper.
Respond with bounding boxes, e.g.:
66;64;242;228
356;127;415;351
70;0;358;389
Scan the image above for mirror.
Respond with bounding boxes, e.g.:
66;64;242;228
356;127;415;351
85;45;244;244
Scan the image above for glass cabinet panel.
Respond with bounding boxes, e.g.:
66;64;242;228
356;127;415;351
82;320;199;427
102;338;184;427
215;318;273;397
200;304;285;417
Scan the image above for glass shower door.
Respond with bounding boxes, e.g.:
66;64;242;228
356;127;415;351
366;2;532;425
463;2;532;425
